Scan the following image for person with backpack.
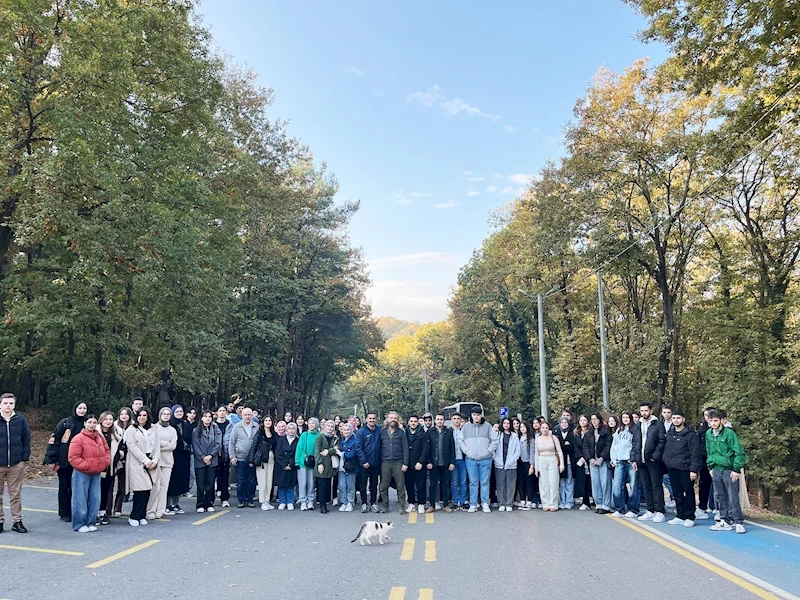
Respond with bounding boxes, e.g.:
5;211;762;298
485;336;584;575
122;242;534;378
44;402;88;522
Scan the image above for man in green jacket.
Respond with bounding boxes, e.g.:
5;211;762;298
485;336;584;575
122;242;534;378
705;410;746;534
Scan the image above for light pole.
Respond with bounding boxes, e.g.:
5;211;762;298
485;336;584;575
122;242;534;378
597;269;610;411
518;286;559;420
424;368;430;414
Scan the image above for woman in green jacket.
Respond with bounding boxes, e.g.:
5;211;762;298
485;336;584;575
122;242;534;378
314;420;337;514
295;418;320;511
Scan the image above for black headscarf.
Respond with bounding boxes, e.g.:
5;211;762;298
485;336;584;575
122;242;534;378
69;401;88;431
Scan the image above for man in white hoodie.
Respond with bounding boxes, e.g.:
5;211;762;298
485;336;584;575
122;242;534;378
459;407;498;513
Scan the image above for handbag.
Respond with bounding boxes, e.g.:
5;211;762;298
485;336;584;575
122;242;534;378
331;454;340;470
304;454;315;468
551;435;562;468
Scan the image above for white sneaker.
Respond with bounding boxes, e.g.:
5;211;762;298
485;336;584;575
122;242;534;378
87;525;98;532
222;501;230;508
694;508;709;520
735;523;746;534
332;498;339;506
345;503;353;512
468;505;478;513
418;505;425;514
370;504;379;513
77;525;90;533
207;507;215;513
287;503;294;510
339;503;347;512
499;505;506;512
278;504;286;510
435;502;443;510
262;503;269;511
668;517;685;525
624;511;638;518
482;503;491;513
710;521;733;531
113;511;122;517
579;504;590;511
300;502;307;511
652;512;665;523
128;518;139;527
506;505;513;512
139;519;148;525
196;507;205;513
611;511;623;518
407;503;415;513
713;510;720;520
638;511;654;521
266;503;275;510
684;519;696;527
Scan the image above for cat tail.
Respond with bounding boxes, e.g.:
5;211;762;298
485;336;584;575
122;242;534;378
351;523;367;543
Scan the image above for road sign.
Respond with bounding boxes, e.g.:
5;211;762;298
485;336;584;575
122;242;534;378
499;406;509;418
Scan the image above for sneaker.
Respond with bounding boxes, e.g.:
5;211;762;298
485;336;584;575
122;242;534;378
713;509;720;520
684;519;696;527
735;523;746;534
652;512;665;523
300;502;308;511
139;519;148;525
128;518;139;527
207;507;215;513
638;510;655;521
262;503;270;511
468;505;478;513
519;503;530;511
278;504;286;510
624;511;638;518
184;492;194;498
710;521;733;531
113;511;122;517
307;502;315;510
174;506;185;514
491;502;499;508
418;505;425;514
695;508;709;520
499;505;506;512
370;504;379;513
579;504;590;511
361;503;368;513
163;508;175;516
338;503;347;512
222;501;230;508
77;525;90;533
435;502;443;510
345;503;353;512
87;525;98;532
237;503;245;508
407;503;415;513
287;503;294;510
99;515;111;525
380;507;389;514
505;506;512;512
332;498;339;506
444;506;453;513
196;508;205;513
611;511;623;518
482;503;491;513
668;517;685;525
426;506;435;513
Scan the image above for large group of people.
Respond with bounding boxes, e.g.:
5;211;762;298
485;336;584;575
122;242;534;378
0;392;748;536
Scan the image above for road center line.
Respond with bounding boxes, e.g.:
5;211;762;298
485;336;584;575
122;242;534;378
192;508;229;525
400;538;415;560
18;507;58;514
388;587;406;600
609;517;796;600
85;539;160;569
408;511;418;524
0;544;84;556
419;590;434;600
424;540;436;562
425;512;434;524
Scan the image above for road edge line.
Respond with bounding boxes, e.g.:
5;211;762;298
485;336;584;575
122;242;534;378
744;520;800;539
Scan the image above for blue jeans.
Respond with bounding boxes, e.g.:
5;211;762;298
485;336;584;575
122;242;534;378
451;459;467;505
236;462;256;503
278;487;295;505
590;462;612;510
663;472;674;500
71;470;101;530
189;454;196;490
612;460;639;512
558;466;575;508
338;472;356;505
466;457;492;507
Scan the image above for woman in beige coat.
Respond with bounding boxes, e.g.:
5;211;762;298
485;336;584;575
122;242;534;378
146;407;177;520
124;407;161;527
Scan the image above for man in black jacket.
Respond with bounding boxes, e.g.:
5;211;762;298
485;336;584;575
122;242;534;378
632;402;666;523
378;411;408;514
405;415;429;514
0;393;31;533
695;406;715;519
426;414;456;513
663;409;702;527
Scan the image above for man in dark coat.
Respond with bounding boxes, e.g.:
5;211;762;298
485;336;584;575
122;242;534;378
0;393;31;533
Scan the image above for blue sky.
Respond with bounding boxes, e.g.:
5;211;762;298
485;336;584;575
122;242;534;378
198;1;667;322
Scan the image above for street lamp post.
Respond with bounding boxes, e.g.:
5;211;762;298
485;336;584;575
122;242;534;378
597;269;610;411
518;286;559;421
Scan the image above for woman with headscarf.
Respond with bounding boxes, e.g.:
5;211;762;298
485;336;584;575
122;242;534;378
275;420;287;437
167;405;191;514
112;407;133;517
124;407;161;526
146;407;177;520
275;422;299;509
555;415;578;510
44;401;88;521
314;420;337;514
296;417;320;510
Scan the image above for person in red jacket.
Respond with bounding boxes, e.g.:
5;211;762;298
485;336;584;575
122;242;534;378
68;414;110;533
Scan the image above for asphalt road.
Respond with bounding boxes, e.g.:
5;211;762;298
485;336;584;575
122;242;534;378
2;478;798;600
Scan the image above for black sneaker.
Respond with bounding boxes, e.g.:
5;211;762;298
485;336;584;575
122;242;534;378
0;523;3;533
99;515;110;526
12;521;28;533
247;502;256;508
237;502;246;508
60;516;71;522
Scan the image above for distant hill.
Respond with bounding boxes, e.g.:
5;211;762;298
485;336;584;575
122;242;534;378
375;316;422;341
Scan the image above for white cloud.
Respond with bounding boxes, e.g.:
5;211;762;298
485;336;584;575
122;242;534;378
485;186;498;193
440;98;500;120
462;171;474;176
367;280;449;322
500;186;514;194
508;173;532;185
346;66;365;76
492;173;504;179
435;200;459;209
504;124;516;132
467;191;481;197
467;176;484;182
407;85;443;107
393;191;413;204
369;252;456;270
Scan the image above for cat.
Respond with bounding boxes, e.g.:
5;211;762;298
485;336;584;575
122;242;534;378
351;521;394;546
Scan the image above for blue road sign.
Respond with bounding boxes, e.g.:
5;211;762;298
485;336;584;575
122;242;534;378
499;406;509;418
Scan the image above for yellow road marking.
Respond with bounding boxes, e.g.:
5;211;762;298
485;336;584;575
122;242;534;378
192;509;229;525
22;485;57;490
408;511;418;524
425;512;434;524
20;507;58;514
0;544;84;556
389;587;406;600
400;538;415;560
419;590;434;600
611;518;781;600
425;540;436;562
85;539;160;569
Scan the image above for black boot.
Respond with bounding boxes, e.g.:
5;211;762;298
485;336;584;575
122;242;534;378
320;503;329;514
12;521;28;533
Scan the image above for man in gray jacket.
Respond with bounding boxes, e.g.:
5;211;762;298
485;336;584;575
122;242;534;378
459;406;498;513
229;407;259;508
378;411;409;514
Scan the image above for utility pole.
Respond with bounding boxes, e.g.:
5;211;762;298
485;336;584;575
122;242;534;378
424;368;430;414
597;269;610;410
537;293;548;420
